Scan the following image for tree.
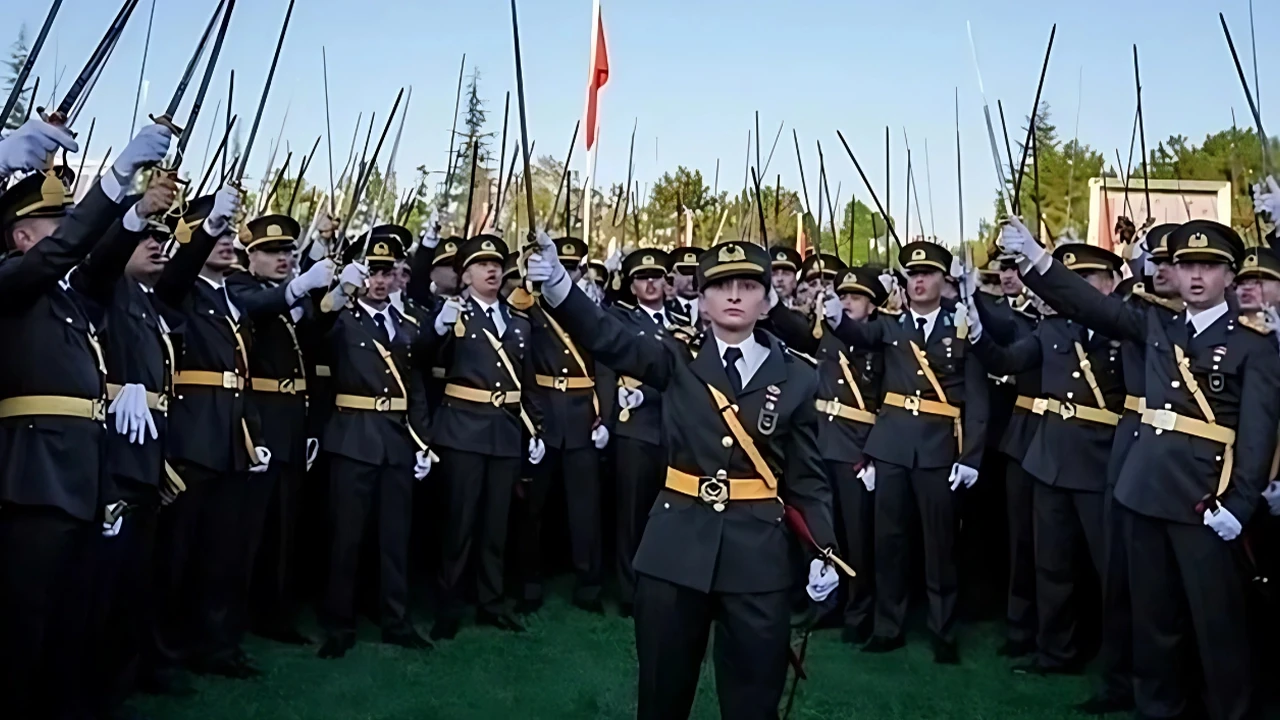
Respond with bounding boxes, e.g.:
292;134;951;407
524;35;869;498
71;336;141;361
441;69;497;236
1144;126;1272;241
2;26;29;131
1000;103;1106;242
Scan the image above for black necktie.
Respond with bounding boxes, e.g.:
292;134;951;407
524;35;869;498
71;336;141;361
373;312;391;345
651;312;663;326
723;347;745;395
916;316;928;339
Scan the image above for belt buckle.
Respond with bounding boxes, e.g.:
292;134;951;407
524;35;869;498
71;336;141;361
902;396;920;415
1151;409;1177;432
553;377;568;392
1032;398;1049;415
279;378;296;395
698;470;730;513
222;371;238;390
374;396;392;412
828;400;843;415
91;399;106;422
1059;402;1077;420
156;394;169;412
490;390;508;407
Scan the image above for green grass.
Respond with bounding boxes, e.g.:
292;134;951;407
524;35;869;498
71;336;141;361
139;592;1113;720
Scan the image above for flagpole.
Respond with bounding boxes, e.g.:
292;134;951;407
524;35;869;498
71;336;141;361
582;0;602;252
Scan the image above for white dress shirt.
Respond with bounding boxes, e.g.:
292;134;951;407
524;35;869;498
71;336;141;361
473;297;507;337
1186;301;1230;337
714;333;768;388
676;296;698;321
639;303;668;327
910;306;941;339
358;299;397;342
199;274;240;322
389;289;405;314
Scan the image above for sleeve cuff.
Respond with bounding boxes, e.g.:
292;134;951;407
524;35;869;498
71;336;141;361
541;270;572;307
122;204;147;233
98;169;128;204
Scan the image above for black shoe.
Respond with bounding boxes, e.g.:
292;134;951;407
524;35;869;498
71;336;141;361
137;667;197;697
383;628;433;651
1013;659;1084;676
997;639;1035;658
477;609;526;633
842;625;872;645
430;618;460;641
1072;694;1134;716
932;637;960;665
861;635;906;654
317;634;355;660
513;598;543;615
257;626;314;646
574;598;605;615
618;602;634;619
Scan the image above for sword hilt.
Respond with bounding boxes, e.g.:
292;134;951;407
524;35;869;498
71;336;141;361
148;113;185;137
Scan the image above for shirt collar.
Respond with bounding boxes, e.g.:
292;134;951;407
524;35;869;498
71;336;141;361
1186;301;1229;335
910;306;941;326
640;303;667;323
714;332;762;361
473;296;500;315
198;274;226;291
358;299;391;319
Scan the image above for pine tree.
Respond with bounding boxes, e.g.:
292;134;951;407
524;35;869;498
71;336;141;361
2;26;30;131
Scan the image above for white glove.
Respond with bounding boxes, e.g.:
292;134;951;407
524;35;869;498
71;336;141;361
592;424;610;450
250;446;272;473
822;289;844;323
604;248;625;273
949;256;964;281
948;463;979;491
858;462;876;492
617;387;644;411
528;437;546;465
805;559;839;602
102;501;128;538
421;211;441;248
203;184;242;238
290;258;335;297
0;117;79;176
433;296;466;336
1262;481;1280;517
999;217;1046;269
414;449;438;480
339;261;369;289
966;298;983;342
959;266;979;300
1203;506;1243;542
306;438;320;472
527;230;567;285
108;383;158;445
1252;176;1280;222
113;123;174;179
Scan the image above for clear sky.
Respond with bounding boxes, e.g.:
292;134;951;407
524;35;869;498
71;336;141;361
7;0;1277;243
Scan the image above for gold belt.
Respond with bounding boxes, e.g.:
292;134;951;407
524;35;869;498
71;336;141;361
814;398;877;425
534;375;595;391
334;394;407;412
1124;395;1146;413
250;377;308;394
1141;408;1236;497
883;392;960;418
431;367;447;379
665;468;776;512
173;370;244;390
0;395;106;421
1042;398;1120;427
314;365;332;378
1014;395;1039;412
444;384;522;407
106;383;169;412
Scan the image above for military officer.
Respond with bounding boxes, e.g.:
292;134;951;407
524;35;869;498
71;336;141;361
1235;245;1280;315
427;233;538;640
528;235;843;720
769;245;802;307
968;243;1127;674
517;235;607;614
1004;217;1280;720
823;240;988;663
313;226;434;659
227;214;334;646
669;247;704;324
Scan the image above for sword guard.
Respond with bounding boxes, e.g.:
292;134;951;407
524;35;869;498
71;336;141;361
148;114;185;137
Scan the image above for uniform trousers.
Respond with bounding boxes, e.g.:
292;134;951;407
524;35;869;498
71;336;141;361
635;574;790;720
519;446;603;603
1124;506;1252;720
321;455;414;638
437;449;519;619
1095;482;1134;703
827;460;875;636
1004;458;1037;646
1032;481;1104;668
872;462;958;642
251;460;306;634
615;437;665;606
0;505;94;719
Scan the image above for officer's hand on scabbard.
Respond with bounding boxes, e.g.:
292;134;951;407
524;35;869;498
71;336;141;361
617;387;644;412
805;559;839;602
948;463;979;492
249;446;272;474
102;501;128;538
114;123;174;181
1262;481;1280;517
204;184;243;238
1252;176;1280;223
0;117;79;176
306;438;320;472
434;297;466;336
528;437;546;465
414;450;438;481
591;424;610;450
857;462;876;492
1203;506;1243;541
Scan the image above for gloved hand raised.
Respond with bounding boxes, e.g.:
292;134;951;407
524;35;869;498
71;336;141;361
203;184;243;238
113;123;174;180
433;297;466;336
1253;176;1280;222
999;217;1045;269
0;117;79;176
823;289;844;324
290;258;336;297
965;298;983;343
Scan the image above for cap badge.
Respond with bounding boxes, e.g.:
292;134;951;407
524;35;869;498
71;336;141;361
267;223;282;237
643;254;655;266
911;248;926;261
776;252;786;261
1244;253;1259;268
718;245;746;262
1188;233;1209;248
1063;252;1077;266
482;240;496;251
444;242;457;253
373;241;390;257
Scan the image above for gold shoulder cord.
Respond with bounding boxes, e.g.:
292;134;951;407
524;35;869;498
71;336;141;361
481;329;538;435
539;307;601;416
907;340;963;451
1173;344;1232;497
1072;342;1109;409
836;351;868;411
370;337;428;452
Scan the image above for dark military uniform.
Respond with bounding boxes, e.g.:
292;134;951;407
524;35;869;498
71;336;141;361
768;246;802;307
1022;221;1280;720
828;241;988;654
315;226;431;655
669;247;704;329
425;235;536;637
152;194;267;674
226;215;313;642
518;236;604;610
0;170;126;718
545;241;839;720
768;266;886;641
973;244;1127;671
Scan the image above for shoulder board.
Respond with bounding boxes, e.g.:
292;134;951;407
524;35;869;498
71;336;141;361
615;301;636;311
879;306;901;316
400;313;420;327
785;347;819;366
1132;288;1184;313
1238;313;1273;336
509;308;528;319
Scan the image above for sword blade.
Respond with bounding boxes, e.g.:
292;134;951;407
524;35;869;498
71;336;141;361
54;0;139;119
236;0;296;183
172;0;236;167
163;0;228;118
2;0;63;131
510;0;536;234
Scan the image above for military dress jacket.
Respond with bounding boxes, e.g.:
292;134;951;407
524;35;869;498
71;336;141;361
1023;259;1280;524
827;298;989;471
0;182;124;520
525;302;601;450
550;284;835;595
605;302;694;447
974;292;1042;461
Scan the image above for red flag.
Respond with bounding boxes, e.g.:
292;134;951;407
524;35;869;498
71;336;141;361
585;0;609;151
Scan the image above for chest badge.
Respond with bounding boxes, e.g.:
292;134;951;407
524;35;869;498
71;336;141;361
759;386;781;435
1209;373;1225;392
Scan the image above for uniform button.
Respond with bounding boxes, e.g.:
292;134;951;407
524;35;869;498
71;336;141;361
1072;372;1080;379
383;388;389;393
471;334;477;338
1052;344;1058;350
1066;392;1074;399
916;370;923;376
562;368;569;374
1216;455;1222;462
1164;403;1172;410
208;310;215;315
837;379;845;384
1171;381;1180;388
496;381;502;387
385;369;390;374
360;342;365;347
563;349;570;355
1212;365;1219;370
721;436;734;448
496;363;502;367
663;503;670;509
